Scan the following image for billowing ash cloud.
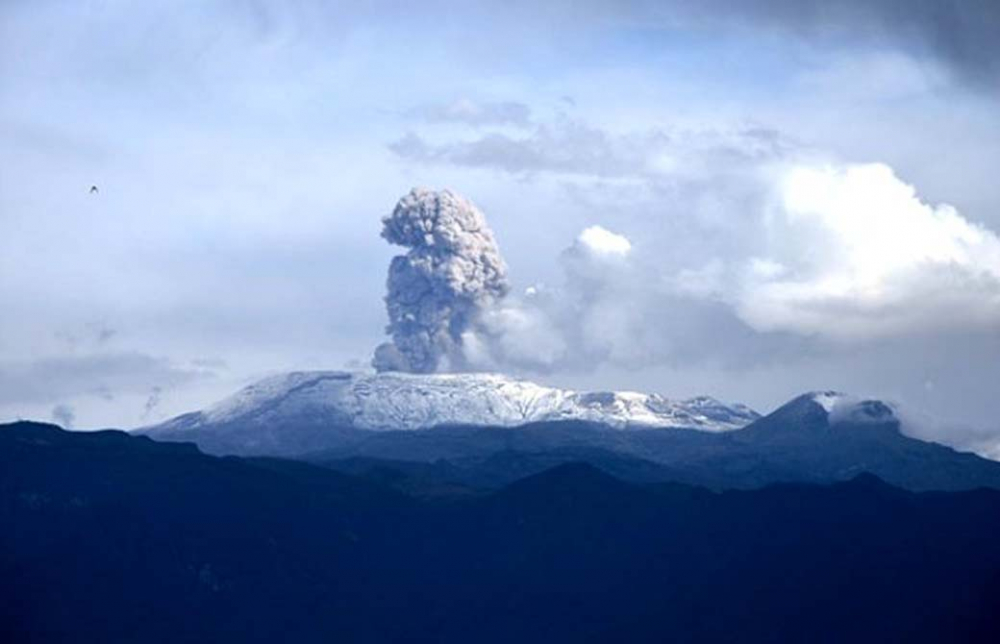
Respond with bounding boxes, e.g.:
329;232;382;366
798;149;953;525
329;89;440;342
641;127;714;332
373;188;509;373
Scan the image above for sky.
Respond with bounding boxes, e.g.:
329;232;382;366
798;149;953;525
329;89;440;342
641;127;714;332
3;0;1000;456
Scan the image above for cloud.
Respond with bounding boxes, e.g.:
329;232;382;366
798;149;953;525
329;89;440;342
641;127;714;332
563;0;1000;91
54;322;118;350
390;118;791;179
408;99;532;127
390;121;670;177
888;400;1000;460
437;155;1000;384
574;225;632;257
661;0;1000;88
797;51;948;102
727;163;1000;339
0;352;212;407
474;223;692;372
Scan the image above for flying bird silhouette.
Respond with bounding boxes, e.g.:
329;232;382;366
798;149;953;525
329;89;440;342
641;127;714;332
89;185;99;194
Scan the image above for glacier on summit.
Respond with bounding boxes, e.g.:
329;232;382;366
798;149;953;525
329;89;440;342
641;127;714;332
147;370;760;434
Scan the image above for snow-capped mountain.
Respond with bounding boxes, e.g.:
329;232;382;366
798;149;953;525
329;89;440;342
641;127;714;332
147;370;760;434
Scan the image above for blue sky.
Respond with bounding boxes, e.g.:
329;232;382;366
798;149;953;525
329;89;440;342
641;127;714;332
3;0;1000;456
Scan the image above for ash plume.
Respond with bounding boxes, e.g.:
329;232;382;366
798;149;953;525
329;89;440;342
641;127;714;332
373;188;509;373
51;403;75;428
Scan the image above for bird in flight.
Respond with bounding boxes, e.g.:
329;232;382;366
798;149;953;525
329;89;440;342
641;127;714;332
89;185;99;194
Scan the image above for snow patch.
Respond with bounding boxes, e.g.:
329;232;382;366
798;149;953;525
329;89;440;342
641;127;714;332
812;391;847;413
809;391;899;425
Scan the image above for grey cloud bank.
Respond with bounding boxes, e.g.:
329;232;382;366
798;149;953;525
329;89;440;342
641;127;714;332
390;123;668;178
390;120;791;180
0;353;209;407
683;0;1000;87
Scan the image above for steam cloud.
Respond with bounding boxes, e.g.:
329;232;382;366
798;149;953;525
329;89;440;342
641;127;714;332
373;188;509;373
371;188;643;374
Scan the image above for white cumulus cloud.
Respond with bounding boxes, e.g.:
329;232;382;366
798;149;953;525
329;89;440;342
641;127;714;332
730;162;1000;339
575;225;633;258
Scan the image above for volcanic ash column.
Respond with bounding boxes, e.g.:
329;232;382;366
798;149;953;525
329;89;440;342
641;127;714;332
372;188;509;373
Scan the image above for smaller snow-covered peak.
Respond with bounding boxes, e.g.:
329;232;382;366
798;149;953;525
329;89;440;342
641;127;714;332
751;390;904;439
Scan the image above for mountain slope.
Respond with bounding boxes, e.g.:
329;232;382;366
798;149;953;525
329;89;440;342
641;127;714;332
2;421;1000;643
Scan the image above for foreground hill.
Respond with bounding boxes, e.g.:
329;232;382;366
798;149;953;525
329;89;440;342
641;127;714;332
2;421;1000;643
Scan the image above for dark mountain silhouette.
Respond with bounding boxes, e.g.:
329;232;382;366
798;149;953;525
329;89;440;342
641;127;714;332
3;420;1000;643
